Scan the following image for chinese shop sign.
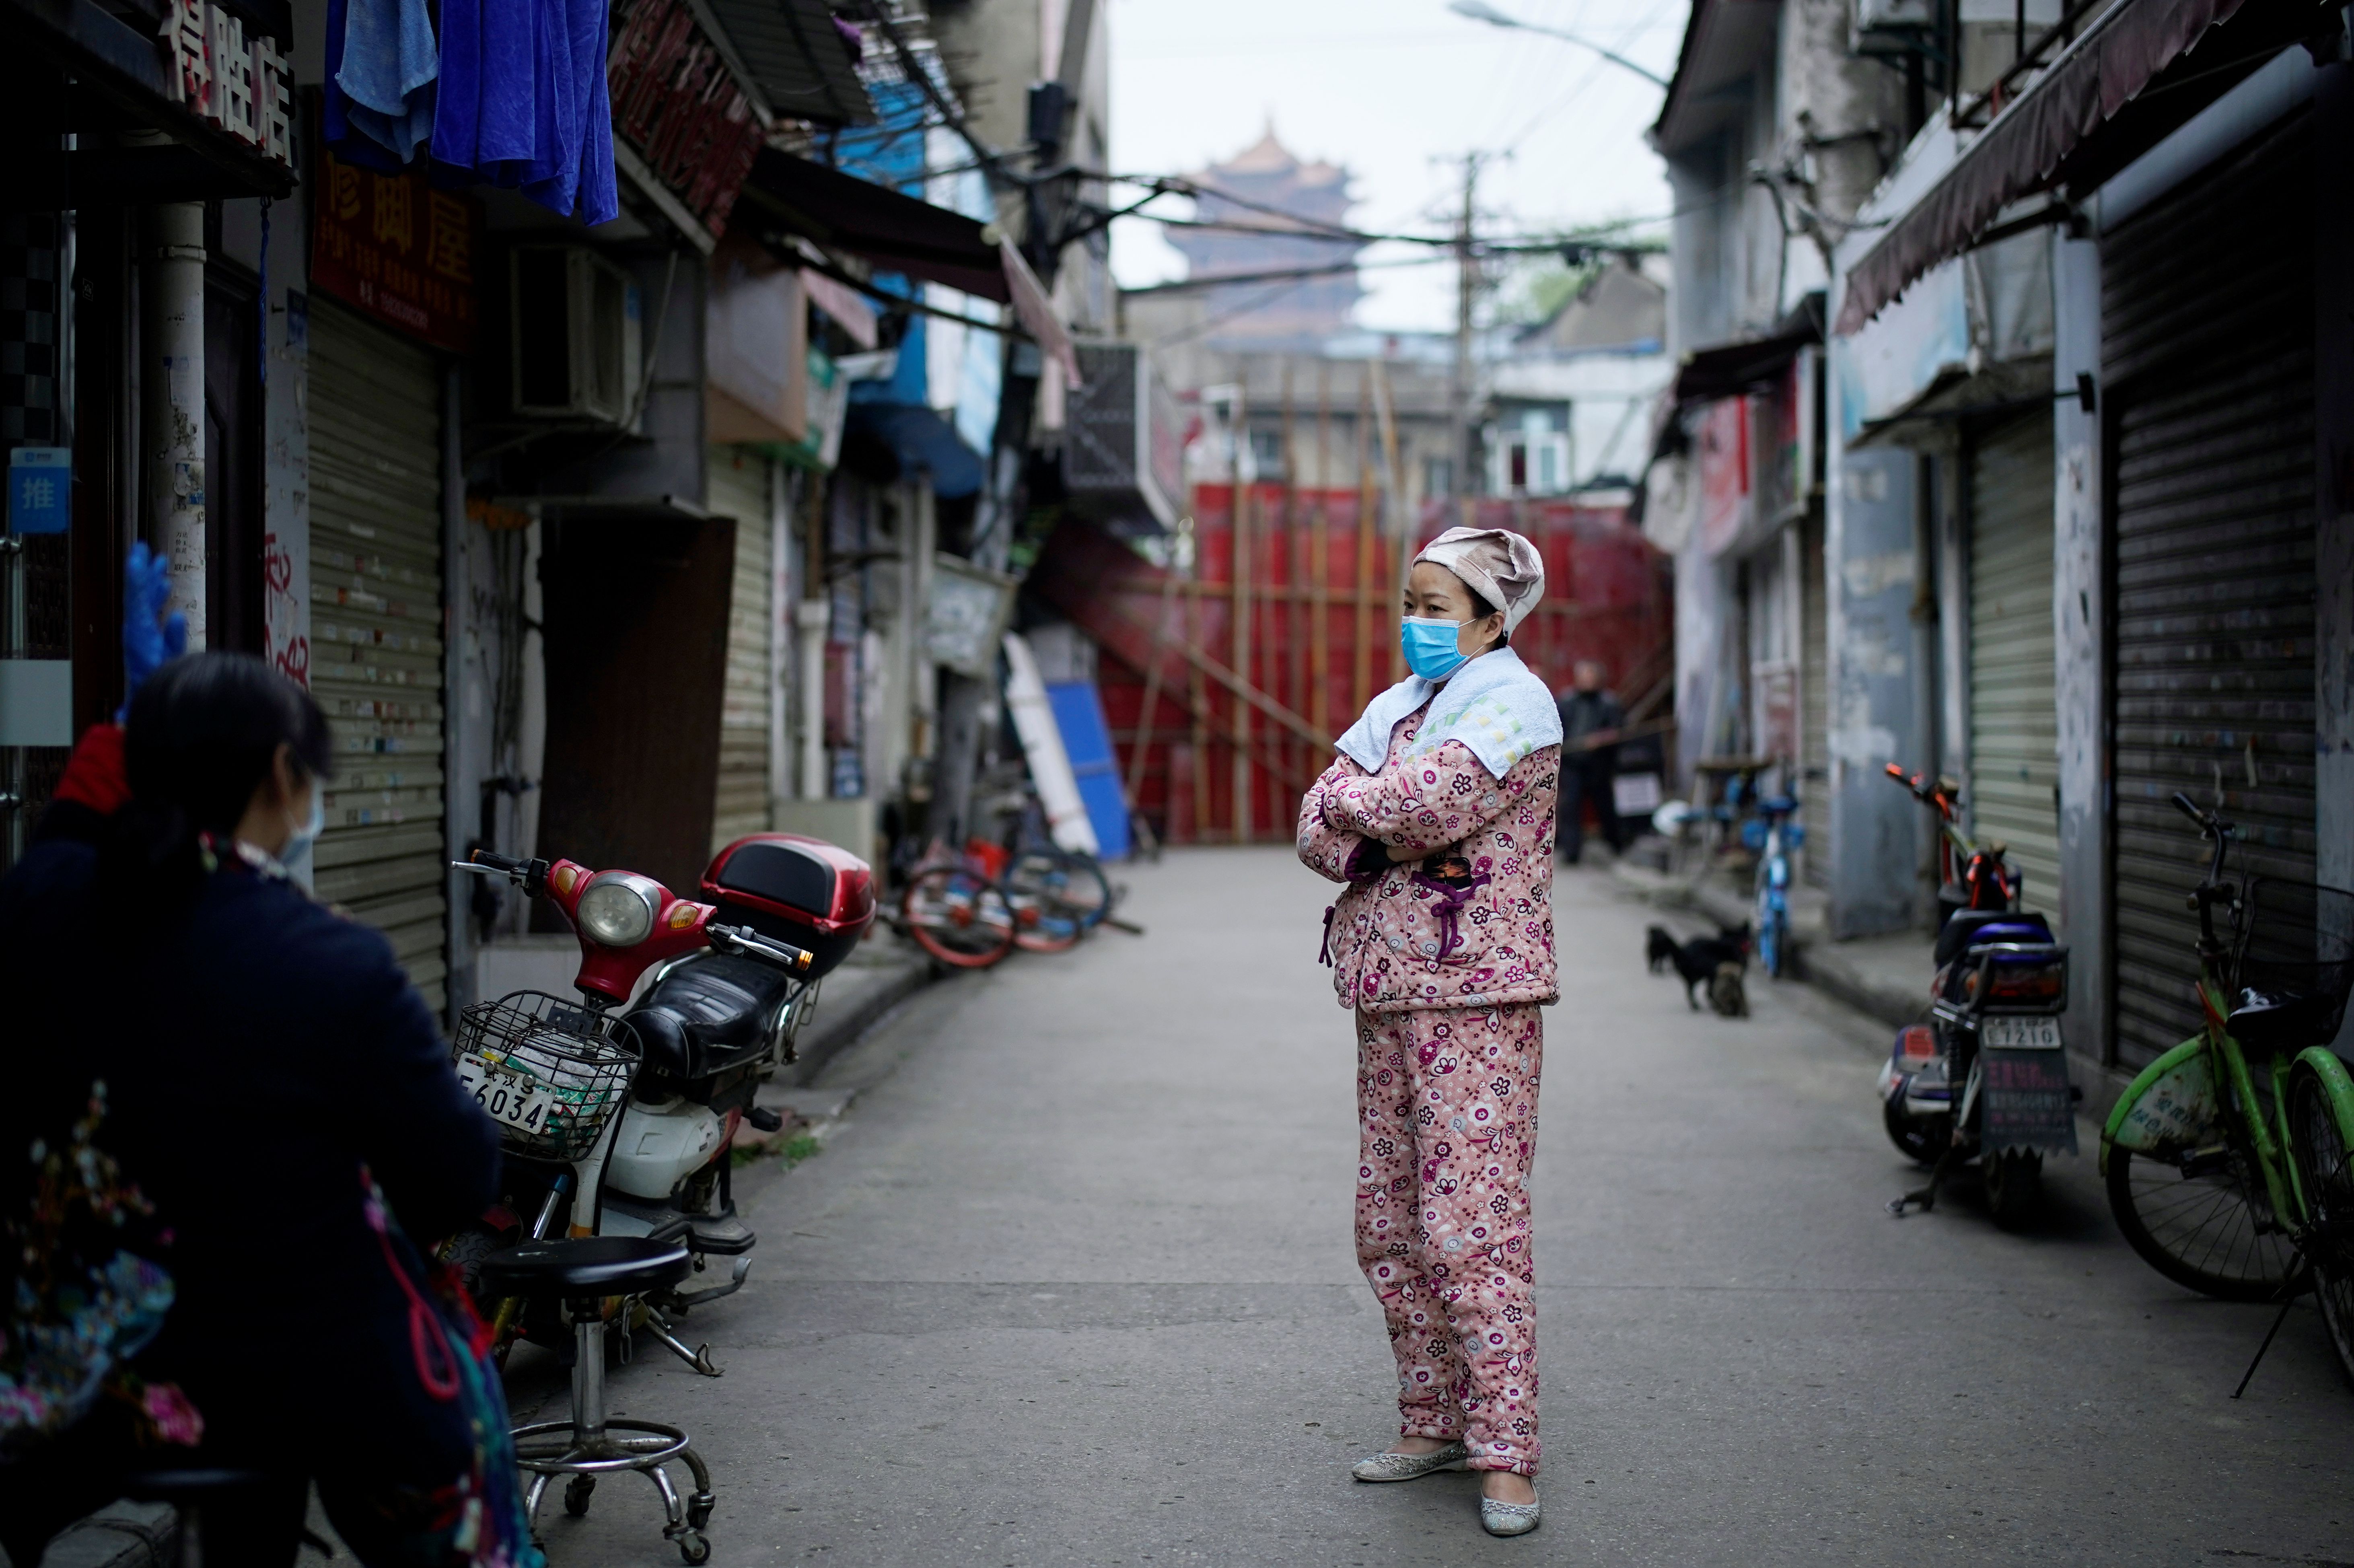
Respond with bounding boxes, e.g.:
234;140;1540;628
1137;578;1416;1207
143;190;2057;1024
311;150;481;353
607;0;768;241
158;0;294;166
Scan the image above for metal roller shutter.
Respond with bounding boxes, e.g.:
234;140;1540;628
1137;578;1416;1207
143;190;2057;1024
309;302;449;1010
1967;410;2058;912
1800;509;1829;888
706;448;772;854
2103;111;2315;1070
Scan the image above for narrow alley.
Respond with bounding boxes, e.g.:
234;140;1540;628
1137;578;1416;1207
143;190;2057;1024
516;854;2354;1568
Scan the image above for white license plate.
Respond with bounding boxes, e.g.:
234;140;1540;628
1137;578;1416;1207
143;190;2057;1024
1982;1015;2062;1049
456;1052;568;1136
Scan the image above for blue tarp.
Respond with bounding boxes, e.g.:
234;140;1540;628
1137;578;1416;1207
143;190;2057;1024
1045;680;1129;862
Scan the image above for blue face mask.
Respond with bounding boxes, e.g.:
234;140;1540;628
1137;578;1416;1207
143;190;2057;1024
282;784;325;864
1400;615;1472;681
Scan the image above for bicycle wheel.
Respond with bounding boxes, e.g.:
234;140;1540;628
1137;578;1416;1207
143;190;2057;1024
1006;849;1109;949
2288;1068;2354;1386
1004;875;1084;953
1756;899;1787;980
2106;1143;2298;1302
901;866;1016;968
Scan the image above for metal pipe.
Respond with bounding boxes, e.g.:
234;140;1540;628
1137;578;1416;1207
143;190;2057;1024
142;200;206;648
572;1315;607;1442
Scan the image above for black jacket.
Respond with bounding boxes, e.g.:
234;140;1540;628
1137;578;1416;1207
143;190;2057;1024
0;839;500;1473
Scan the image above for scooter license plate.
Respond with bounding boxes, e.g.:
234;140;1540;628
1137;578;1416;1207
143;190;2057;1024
1981;1015;2062;1049
455;1052;566;1136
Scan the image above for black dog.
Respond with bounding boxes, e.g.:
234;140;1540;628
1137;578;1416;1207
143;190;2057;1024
1645;925;1680;974
1663;922;1752;1012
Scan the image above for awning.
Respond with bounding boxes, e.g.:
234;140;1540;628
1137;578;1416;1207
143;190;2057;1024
1671;323;1816;406
736;147;1010;302
700;0;874;126
1836;0;2253;335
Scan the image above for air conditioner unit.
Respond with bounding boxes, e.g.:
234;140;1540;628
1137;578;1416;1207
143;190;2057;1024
510;247;643;425
1853;0;1935;54
1064;340;1183;536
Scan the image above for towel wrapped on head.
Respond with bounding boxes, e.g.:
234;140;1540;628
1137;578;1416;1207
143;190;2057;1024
1414;526;1546;634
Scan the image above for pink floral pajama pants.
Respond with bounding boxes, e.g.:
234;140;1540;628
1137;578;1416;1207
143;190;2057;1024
1355;1003;1542;1476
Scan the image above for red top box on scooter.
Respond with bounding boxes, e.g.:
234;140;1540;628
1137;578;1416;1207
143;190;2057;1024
700;834;877;981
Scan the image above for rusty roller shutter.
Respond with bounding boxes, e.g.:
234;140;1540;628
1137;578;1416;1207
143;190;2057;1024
1967;409;2060;912
706;448;772;854
309;302;449;1010
1800;509;1829;889
2103;110;2315;1071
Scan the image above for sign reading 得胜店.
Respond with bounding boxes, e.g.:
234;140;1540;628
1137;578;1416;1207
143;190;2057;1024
606;0;769;242
310;146;482;355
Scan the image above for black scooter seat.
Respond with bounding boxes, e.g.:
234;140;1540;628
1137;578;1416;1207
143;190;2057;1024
1935;909;2054;967
625;951;795;1080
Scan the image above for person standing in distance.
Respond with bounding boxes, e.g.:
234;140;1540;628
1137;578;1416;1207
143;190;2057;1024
1554;659;1624;864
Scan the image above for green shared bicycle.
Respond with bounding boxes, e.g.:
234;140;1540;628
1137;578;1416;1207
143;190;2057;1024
2101;792;2354;1385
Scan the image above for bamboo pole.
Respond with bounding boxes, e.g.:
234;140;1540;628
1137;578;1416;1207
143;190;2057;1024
1126;563;1182;810
1231;379;1253;845
1372;357;1411;685
1311;362;1331;743
1352;372;1375;714
1280;364;1299;796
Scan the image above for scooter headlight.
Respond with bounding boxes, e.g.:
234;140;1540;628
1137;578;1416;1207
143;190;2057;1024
577;873;660;947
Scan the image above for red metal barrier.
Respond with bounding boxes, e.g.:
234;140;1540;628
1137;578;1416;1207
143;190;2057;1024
1027;487;1672;846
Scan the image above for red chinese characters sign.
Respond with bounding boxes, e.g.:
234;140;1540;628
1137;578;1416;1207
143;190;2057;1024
311;149;480;353
607;0;767;241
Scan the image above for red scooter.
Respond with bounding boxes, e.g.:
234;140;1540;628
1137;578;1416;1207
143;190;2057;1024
447;833;875;1366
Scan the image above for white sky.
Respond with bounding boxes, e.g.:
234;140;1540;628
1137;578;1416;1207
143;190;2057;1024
1105;0;1684;334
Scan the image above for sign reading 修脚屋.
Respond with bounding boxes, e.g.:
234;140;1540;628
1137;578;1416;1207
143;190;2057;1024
310;147;481;354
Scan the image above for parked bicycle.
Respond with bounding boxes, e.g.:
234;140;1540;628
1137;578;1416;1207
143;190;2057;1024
1743;794;1803;980
994;789;1114;953
2100;793;2354;1385
900;840;1019;969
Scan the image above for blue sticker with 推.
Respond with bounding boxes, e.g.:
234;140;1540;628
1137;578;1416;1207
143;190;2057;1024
8;447;70;535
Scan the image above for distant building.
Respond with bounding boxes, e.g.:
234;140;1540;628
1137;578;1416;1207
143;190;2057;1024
1484;250;1674;497
1161;123;1364;348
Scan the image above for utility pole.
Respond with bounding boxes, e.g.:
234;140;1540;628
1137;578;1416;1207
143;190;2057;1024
1448;152;1487;519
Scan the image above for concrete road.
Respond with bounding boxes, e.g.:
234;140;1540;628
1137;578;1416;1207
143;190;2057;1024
512;850;2354;1567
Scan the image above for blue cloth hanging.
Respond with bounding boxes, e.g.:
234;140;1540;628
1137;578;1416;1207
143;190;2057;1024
428;0;617;225
334;0;439;163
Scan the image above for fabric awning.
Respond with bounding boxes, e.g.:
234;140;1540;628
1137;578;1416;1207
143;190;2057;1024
737;148;1010;302
1835;0;2250;335
1671;323;1816;405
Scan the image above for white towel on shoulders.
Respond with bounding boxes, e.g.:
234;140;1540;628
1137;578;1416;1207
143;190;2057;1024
1333;645;1562;781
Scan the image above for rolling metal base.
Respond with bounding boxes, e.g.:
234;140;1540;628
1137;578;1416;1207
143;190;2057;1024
516;1313;716;1563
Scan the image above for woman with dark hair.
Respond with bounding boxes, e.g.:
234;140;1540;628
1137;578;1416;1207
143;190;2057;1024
0;651;524;1566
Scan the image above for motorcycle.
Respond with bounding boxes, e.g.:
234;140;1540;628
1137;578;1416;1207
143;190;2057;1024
1877;763;2078;1226
445;833;876;1367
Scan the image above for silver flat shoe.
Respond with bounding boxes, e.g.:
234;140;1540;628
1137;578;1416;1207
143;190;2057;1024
1480;1494;1541;1537
1350;1442;1469;1482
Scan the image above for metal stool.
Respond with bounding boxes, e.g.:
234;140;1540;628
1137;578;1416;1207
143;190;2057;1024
479;1237;716;1564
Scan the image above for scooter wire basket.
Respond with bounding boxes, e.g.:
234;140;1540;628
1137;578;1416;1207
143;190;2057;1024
451;990;640;1162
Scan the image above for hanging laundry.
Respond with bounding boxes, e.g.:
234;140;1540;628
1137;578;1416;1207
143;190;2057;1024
330;0;438;163
430;0;617;226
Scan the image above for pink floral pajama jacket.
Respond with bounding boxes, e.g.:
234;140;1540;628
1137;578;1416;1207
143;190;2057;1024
1297;703;1559;1476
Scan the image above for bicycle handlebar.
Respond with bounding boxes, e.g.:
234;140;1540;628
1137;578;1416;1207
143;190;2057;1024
2167;793;2239;953
707;922;814;973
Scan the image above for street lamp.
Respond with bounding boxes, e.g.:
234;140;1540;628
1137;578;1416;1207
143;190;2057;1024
1445;0;1671;88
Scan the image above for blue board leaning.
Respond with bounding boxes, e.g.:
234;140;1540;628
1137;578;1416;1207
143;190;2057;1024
1043;679;1129;862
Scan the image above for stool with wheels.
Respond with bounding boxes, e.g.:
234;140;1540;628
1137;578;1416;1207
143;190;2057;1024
478;1236;716;1564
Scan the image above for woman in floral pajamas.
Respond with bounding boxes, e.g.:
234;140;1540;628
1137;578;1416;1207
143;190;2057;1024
1298;526;1561;1539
